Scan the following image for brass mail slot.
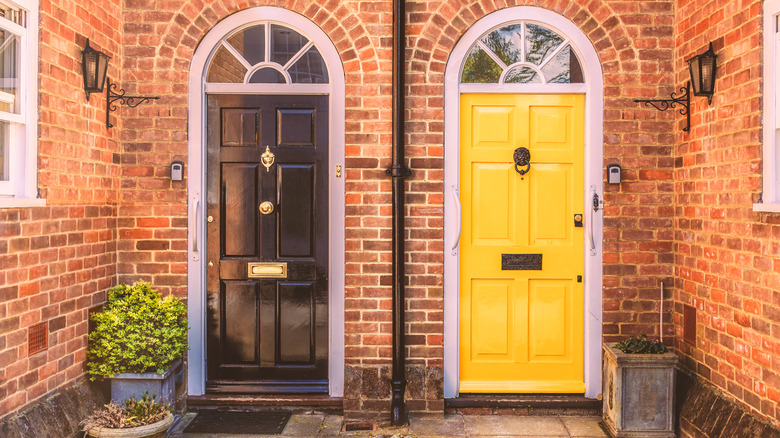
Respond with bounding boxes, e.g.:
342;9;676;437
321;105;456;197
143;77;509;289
247;262;287;278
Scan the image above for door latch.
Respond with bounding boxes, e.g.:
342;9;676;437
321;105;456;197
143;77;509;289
574;214;583;227
593;192;601;212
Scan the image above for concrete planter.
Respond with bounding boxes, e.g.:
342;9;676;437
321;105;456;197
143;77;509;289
602;343;678;438
110;359;181;406
84;412;174;438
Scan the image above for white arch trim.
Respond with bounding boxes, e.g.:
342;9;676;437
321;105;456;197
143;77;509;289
443;6;604;399
187;7;346;397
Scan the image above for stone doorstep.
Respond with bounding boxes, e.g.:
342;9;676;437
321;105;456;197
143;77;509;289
168;412;609;437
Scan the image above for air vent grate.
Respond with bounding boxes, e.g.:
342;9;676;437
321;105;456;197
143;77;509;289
342;421;377;432
28;321;48;355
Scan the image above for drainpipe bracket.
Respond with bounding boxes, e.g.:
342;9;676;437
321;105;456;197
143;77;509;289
386;165;412;178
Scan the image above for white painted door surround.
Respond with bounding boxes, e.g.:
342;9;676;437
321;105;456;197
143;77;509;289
442;6;604;398
187;7;346;397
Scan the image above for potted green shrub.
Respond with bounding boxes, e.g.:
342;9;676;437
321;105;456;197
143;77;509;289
602;335;678;438
80;393;174;438
87;281;188;406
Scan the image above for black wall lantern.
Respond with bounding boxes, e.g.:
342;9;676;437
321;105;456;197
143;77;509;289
634;42;717;132
687;42;717;105
82;39;109;99
81;39;160;128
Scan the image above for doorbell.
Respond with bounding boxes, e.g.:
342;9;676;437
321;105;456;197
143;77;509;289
607;164;621;184
171;161;184;181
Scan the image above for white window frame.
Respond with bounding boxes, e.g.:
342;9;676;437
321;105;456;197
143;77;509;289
0;0;42;208
756;0;780;212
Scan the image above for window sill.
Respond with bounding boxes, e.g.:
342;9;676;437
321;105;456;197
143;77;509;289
0;197;47;208
753;202;780;213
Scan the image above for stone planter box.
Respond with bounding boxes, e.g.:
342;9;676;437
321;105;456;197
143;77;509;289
84;412;174;438
602;343;678;438
110;359;181;406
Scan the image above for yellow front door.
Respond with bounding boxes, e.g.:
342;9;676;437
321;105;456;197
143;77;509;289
459;93;585;393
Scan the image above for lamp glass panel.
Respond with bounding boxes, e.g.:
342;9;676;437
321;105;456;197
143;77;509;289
689;58;702;94
700;57;715;93
96;53;108;90
84;52;98;89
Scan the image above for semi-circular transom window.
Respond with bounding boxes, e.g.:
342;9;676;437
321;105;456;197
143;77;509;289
461;22;583;84
206;23;329;84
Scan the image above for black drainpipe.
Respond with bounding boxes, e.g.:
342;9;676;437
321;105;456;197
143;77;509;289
388;0;410;427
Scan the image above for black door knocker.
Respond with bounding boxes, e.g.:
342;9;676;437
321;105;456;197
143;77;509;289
513;147;531;176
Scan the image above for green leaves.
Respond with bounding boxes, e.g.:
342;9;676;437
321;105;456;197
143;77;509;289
615;334;669;354
86;281;188;380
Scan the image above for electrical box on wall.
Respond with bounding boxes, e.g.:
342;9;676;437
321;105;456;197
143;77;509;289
171;161;184;181
607;164;621;184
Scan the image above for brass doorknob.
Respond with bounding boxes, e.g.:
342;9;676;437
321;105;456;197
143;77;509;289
259;201;274;215
207;215;214;223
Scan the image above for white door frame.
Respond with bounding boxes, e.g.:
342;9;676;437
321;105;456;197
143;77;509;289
186;7;346;397
443;6;604;399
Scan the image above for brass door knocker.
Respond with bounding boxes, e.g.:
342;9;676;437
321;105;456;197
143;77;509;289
513;147;531;175
261;146;275;172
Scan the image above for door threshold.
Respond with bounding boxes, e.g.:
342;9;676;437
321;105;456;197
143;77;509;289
445;394;601;416
187;394;343;413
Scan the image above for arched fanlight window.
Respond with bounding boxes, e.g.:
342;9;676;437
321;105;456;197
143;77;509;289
206;23;329;84
461;22;583;84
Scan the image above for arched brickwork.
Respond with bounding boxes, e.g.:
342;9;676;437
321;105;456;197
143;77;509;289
409;0;636;77
130;0;379;80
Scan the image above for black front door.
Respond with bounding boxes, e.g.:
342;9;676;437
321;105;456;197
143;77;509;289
206;94;329;393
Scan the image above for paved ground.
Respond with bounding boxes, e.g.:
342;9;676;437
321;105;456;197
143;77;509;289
168;413;609;437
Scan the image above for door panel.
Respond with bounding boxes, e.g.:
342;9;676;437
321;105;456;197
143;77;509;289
222;163;260;256
278;164;314;257
459;93;584;393
206;94;329;393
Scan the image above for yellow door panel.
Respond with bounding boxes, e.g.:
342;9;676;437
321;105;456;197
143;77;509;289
471;163;518;244
460;93;585;394
530;164;570;243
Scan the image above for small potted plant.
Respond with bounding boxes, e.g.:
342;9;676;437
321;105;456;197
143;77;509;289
81;392;174;438
87;281;188;406
602;334;678;438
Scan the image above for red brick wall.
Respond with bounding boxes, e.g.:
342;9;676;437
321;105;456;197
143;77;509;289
674;0;780;426
0;0;713;422
0;0;121;418
118;0;676;416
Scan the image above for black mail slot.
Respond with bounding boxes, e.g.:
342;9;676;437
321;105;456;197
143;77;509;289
501;253;542;270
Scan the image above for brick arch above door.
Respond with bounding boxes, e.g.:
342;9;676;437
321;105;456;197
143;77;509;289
133;0;378;77
410;0;637;77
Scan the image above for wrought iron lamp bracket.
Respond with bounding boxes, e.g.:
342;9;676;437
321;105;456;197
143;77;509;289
106;78;161;128
633;82;691;132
